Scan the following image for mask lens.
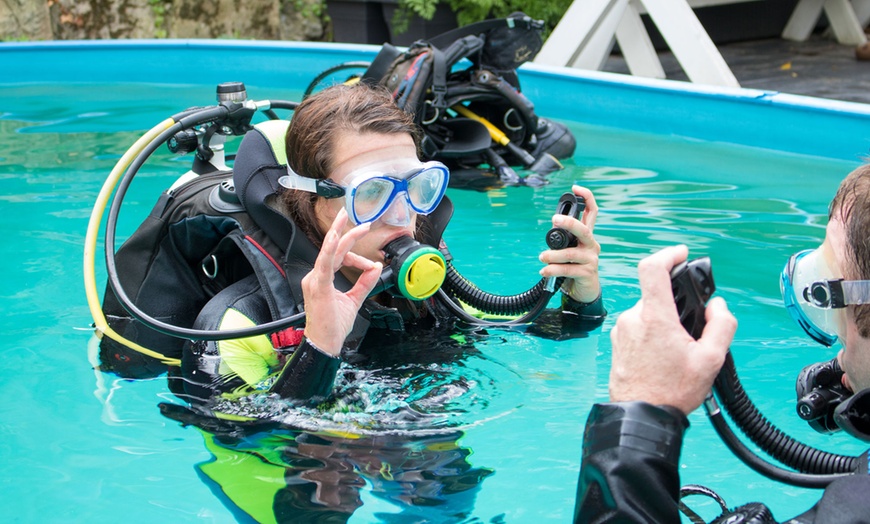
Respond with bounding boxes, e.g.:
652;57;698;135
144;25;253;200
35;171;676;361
781;249;841;346
343;162;449;225
351;177;394;223
406;165;448;213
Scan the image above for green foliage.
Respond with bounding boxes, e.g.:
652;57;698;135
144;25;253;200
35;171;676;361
400;0;439;20
447;0;503;27
395;0;571;37
288;0;327;19
148;0;167;38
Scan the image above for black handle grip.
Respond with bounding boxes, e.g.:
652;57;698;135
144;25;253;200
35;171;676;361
670;257;715;340
545;193;585;250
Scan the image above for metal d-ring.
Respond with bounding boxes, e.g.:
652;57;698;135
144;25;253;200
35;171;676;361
503;108;523;131
421;101;440;125
202;254;219;280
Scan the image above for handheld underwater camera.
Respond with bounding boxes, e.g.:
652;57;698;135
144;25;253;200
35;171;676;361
545;193;585;250
667;256;863;490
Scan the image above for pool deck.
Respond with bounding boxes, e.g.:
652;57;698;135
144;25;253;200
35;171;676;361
603;34;870;105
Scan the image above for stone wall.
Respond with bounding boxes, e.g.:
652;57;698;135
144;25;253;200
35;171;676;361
0;0;327;41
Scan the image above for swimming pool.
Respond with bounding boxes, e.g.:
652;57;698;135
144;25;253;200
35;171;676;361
2;40;870;523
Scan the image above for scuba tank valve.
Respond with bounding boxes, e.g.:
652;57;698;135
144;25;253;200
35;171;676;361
376;237;447;301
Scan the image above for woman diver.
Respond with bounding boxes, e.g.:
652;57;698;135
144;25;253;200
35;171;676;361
180;82;605;406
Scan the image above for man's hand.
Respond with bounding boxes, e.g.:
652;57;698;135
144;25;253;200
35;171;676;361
609;245;737;415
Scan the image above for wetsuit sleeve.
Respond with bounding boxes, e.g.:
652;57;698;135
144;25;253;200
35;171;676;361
269;337;341;403
574;401;688;523
217;308;280;386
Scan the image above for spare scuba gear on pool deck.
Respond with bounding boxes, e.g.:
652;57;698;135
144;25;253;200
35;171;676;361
303;13;577;188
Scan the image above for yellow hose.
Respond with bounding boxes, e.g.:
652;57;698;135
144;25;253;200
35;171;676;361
451;104;510;146
83;118;182;366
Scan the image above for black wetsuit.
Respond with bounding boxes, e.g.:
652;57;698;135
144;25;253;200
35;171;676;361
574;401;870;523
181;272;606;406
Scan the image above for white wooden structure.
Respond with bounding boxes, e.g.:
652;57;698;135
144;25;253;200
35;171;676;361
535;0;870;87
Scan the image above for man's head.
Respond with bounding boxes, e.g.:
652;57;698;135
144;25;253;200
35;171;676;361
828;164;870;392
781;164;870;393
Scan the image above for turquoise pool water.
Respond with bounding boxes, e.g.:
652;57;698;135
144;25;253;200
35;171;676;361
3;42;870;523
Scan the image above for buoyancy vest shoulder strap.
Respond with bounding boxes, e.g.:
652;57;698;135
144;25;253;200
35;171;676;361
255;119;290;165
233;119;354;309
234;120;294;252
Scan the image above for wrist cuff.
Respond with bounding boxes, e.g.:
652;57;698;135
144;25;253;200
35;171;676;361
562;291;606;319
583;401;689;464
269;337;341;401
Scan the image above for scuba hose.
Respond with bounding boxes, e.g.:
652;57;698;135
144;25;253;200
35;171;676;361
706;355;857;488
87;94;310;350
84;117;181;365
671;258;862;489
435;192;585;327
451;104;536;166
439;267;563;327
450;104;563;182
102;104;314;341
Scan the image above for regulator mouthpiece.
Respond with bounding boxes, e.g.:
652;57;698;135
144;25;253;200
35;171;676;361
380;236;446;301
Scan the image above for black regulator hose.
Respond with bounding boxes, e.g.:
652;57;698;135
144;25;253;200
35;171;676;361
435;265;564;327
710;353;858;487
437;191;583;325
443;264;555;316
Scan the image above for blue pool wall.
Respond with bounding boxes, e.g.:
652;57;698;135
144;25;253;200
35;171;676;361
3;39;870;163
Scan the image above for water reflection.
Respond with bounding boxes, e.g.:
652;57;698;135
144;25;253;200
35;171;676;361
160;402;494;523
157;327;536;522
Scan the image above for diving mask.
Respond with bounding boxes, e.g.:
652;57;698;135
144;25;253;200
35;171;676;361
278;160;450;226
781;248;870;346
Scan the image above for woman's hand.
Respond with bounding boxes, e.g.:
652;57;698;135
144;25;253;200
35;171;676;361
301;209;382;357
539;185;601;304
609;245;737;415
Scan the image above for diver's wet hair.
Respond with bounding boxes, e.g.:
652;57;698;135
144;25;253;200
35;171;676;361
830;163;870;337
280;83;422;246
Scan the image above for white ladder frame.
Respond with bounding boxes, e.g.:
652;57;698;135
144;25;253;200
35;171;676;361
535;0;740;87
782;0;868;46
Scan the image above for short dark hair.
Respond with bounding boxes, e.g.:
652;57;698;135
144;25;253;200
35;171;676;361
279;83;421;246
830;164;870;337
